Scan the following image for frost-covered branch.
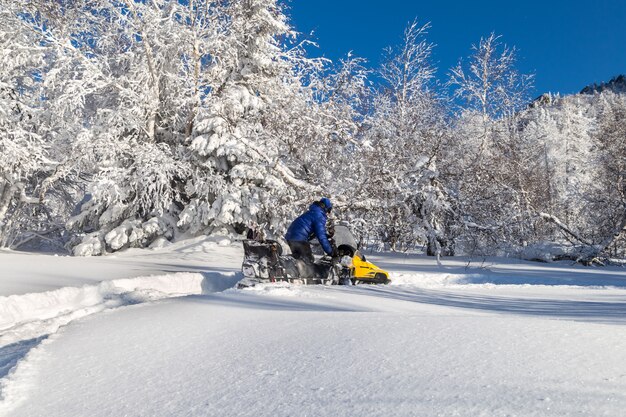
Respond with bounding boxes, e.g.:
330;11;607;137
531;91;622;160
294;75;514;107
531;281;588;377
538;212;592;246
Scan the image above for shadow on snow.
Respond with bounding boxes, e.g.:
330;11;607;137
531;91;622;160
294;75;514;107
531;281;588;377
348;285;626;325
183;291;368;313
0;336;48;395
371;253;626;288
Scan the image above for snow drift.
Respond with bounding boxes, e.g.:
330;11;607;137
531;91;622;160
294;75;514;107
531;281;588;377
0;271;241;347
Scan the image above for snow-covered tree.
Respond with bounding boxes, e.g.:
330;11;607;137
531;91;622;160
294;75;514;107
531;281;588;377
449;33;533;121
446;33;535;255
585;93;626;259
355;20;451;255
58;1;230;254
297;53;371;212
0;4;58;248
183;0;342;239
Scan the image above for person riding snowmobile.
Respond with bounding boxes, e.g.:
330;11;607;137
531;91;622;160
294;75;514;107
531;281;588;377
285;198;337;263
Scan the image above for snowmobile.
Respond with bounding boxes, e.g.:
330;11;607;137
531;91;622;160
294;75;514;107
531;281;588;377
239;224;390;288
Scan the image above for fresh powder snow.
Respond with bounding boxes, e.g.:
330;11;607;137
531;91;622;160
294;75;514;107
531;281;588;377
1;238;626;416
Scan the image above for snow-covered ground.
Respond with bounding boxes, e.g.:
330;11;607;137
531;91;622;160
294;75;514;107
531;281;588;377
1;239;626;416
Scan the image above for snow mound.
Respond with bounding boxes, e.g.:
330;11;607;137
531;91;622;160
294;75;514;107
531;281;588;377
0;272;240;347
389;272;472;287
238;282;328;298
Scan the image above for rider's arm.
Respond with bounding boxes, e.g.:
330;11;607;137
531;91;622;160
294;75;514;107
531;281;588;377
312;213;333;255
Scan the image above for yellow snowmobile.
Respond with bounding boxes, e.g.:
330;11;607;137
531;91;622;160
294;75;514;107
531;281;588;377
239;224;390;287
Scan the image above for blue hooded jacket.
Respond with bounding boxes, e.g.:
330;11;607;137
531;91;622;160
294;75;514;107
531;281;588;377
285;202;333;255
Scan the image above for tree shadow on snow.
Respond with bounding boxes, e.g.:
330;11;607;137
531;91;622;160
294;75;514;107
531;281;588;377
347;286;626;325
459;265;626;288
371;253;626;288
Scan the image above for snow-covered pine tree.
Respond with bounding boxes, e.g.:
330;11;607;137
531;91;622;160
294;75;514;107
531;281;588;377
183;0;330;239
1;0;364;254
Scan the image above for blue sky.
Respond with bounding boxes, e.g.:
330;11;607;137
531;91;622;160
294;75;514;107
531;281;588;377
287;0;626;96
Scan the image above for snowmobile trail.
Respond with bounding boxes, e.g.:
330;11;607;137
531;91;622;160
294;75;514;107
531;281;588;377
0;271;242;409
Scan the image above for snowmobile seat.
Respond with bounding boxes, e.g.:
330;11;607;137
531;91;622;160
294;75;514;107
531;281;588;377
243;239;282;260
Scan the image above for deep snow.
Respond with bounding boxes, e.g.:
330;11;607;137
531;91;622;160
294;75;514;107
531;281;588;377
1;238;626;416
0;235;240;296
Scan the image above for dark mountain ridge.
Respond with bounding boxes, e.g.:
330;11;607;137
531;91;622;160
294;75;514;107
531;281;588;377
530;75;626;108
580;74;626;95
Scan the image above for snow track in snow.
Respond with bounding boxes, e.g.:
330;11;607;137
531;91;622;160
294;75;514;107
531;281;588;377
0;271;242;399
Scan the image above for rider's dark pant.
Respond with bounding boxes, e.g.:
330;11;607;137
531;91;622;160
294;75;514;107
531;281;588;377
287;241;315;263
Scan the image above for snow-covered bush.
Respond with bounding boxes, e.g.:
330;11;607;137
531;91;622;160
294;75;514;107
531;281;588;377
67;138;191;254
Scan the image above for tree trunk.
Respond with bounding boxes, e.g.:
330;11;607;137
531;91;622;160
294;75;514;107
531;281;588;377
0;181;16;225
0;181;17;247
